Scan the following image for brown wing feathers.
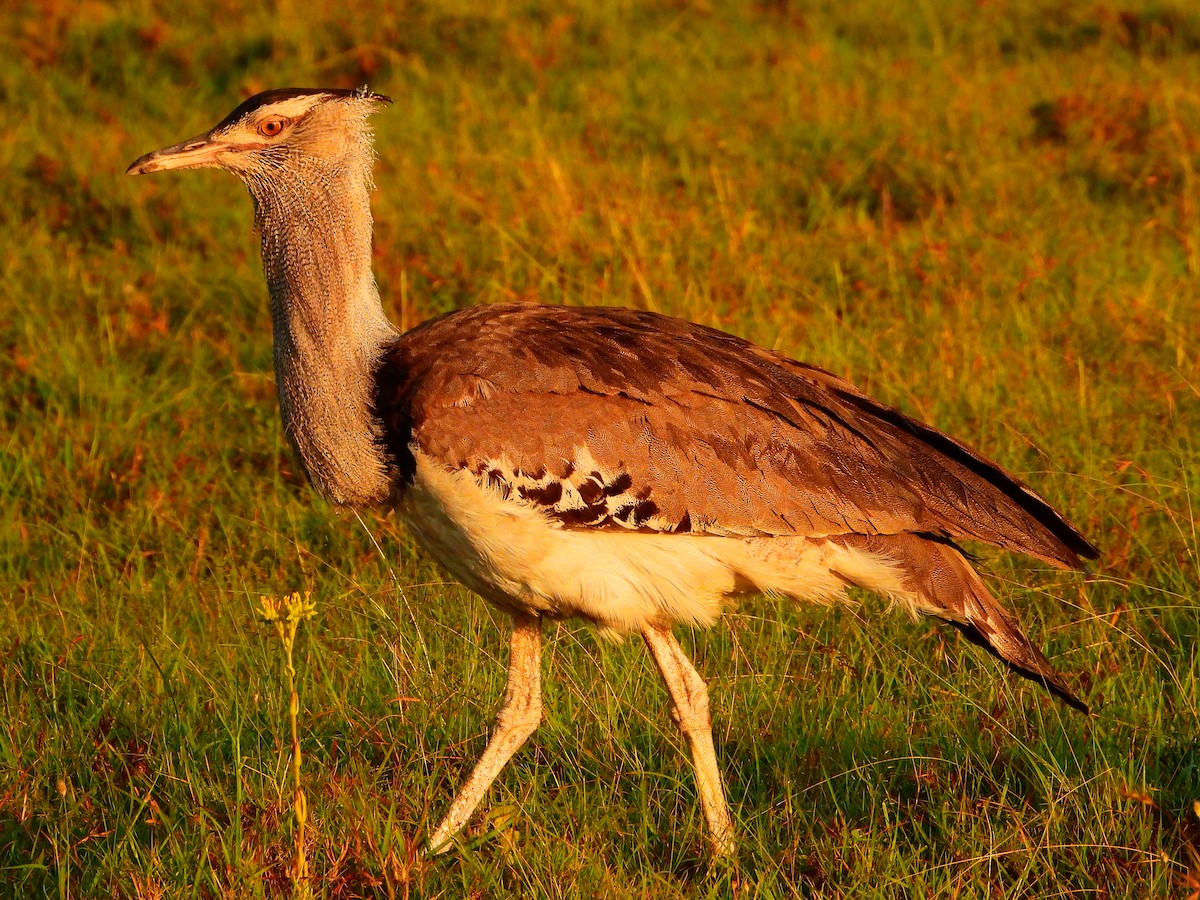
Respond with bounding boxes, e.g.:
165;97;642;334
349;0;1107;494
822;384;1099;567
379;303;1097;568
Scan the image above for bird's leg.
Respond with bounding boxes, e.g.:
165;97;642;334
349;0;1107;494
427;612;543;855
641;622;735;857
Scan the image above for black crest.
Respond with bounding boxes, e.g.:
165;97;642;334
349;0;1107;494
214;87;392;130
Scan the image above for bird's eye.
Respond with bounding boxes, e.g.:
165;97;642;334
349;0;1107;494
258;119;286;137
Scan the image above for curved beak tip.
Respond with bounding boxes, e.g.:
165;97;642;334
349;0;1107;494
126;155;155;176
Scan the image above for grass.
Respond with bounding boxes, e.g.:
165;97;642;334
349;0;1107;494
1;0;1198;896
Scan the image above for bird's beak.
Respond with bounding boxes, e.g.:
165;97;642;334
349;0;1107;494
126;132;226;175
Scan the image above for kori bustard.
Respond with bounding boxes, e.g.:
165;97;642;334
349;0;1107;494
128;87;1098;857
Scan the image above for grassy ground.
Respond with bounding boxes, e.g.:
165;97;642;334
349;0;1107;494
2;0;1199;896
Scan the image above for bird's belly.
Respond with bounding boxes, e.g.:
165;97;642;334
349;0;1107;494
397;452;908;635
396;452;747;632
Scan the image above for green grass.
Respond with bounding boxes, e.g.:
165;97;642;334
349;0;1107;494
2;0;1199;896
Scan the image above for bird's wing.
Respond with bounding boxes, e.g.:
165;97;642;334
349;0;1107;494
375;303;1098;569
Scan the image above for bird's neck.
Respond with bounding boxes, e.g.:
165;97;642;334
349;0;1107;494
252;162;399;507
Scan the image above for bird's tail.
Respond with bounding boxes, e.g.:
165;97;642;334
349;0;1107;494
829;533;1089;714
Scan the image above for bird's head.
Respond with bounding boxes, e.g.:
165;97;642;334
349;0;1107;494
126;87;391;185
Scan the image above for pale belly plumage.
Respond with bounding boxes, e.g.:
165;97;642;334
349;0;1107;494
398;451;918;636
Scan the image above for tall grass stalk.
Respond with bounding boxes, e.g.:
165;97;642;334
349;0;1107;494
259;591;318;898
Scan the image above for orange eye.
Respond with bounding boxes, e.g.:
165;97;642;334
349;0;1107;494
258;118;285;137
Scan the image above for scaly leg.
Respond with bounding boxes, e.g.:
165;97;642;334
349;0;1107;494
642;622;736;857
427;612;543;855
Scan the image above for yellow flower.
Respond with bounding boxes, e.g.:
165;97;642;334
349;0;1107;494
258;591;317;625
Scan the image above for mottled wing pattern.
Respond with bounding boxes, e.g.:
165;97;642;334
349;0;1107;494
374;303;1098;568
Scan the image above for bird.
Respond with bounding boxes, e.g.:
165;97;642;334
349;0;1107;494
128;86;1099;858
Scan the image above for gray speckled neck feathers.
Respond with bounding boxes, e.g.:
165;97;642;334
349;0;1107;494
248;125;398;507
